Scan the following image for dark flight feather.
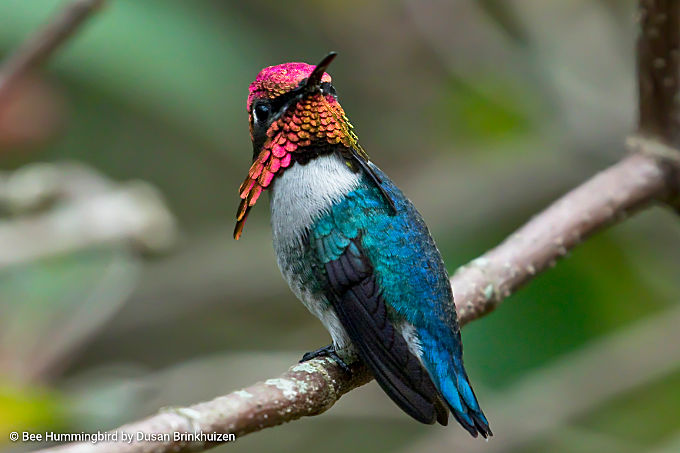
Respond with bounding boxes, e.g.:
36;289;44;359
323;238;448;425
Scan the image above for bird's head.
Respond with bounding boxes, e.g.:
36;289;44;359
235;52;361;239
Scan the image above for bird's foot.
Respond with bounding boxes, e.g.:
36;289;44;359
300;344;351;374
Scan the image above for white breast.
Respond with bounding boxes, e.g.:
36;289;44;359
270;153;361;246
270;153;361;352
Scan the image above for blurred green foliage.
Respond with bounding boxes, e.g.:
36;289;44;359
440;75;536;144
0;383;64;435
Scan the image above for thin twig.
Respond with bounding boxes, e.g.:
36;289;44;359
0;0;106;105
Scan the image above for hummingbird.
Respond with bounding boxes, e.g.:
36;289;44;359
234;53;491;437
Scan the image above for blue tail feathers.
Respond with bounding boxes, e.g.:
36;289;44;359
419;330;492;438
440;368;492;438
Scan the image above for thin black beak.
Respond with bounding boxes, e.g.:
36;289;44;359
305;52;337;89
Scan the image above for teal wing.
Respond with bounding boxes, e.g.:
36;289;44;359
309;162;491;436
313;221;448;425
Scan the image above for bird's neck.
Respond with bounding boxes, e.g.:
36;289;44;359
270;152;361;245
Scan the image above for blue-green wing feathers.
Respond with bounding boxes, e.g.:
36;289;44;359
309;161;491;436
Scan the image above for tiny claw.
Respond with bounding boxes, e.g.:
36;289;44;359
300;344;351;374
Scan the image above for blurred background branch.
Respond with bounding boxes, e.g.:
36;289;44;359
0;162;176;268
2;1;680;453
0;0;106;106
0;162;176;383
0;0;175;390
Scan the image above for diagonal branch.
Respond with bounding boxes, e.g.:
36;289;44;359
451;149;673;325
0;0;106;105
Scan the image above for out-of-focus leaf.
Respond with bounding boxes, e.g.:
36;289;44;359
0;380;65;438
439;75;537;145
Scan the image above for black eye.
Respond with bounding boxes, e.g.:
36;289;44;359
253;103;271;123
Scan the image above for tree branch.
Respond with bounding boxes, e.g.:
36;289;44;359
0;0;106;105
636;0;680;210
637;0;680;146
451;149;673;325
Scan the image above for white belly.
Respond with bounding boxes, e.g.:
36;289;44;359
269;153;361;351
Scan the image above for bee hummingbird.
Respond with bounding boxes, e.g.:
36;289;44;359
234;53;491;437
